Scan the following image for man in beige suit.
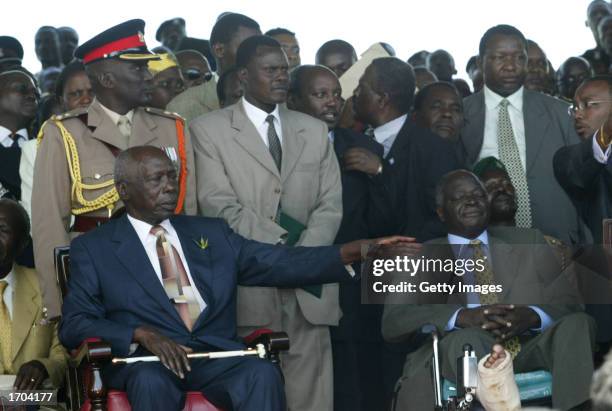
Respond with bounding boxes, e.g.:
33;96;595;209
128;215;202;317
31;19;197;320
167;13;261;123
190;36;342;411
0;200;66;390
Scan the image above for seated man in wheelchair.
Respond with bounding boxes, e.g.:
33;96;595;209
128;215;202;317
0;199;67;392
382;170;595;411
59;146;413;411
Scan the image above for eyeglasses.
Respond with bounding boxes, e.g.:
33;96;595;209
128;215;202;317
568;100;612;116
182;69;213;83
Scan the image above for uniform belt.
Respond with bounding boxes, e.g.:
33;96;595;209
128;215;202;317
72;215;110;232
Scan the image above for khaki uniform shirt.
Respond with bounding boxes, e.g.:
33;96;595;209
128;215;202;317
31;99;197;318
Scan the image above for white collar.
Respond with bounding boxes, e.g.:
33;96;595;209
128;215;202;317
0;125;28;143
127;214;176;243
373;114;407;145
0;267;15;289
447;230;489;246
484;85;523;112
242;96;280;127
97;99;134;126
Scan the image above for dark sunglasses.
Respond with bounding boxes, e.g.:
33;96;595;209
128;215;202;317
183;69;213;83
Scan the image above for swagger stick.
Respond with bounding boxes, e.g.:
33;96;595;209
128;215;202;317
112;344;267;364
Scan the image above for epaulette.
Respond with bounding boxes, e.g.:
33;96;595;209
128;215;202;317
51;106;89;122
144;106;185;122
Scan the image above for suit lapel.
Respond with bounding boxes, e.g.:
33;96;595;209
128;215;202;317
130;108;157;146
279;107;306;184
11;266;38;361
169;216;215;329
488;235;520;301
523;91;550;173
88;100;129;151
461;92;486;165
111;216;184;325
231;101;280;179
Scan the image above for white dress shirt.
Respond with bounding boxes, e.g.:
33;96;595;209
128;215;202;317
0;269;15;319
374;114;407;159
479;86;527;170
242;97;283;147
592;131;612;164
127;215;207;312
444;230;552;332
0;125;28;148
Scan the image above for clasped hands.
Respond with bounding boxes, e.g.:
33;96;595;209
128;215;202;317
456;304;540;343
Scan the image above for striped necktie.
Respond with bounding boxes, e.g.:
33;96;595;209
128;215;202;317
266;115;282;171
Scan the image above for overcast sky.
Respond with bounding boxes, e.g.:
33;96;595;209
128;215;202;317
5;0;597;80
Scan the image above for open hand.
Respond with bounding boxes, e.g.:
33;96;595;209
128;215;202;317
133;326;193;378
340;236;419;264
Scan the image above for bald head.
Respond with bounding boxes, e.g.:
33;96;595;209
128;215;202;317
315;40;357;78
288;65;342;129
115;146;179;224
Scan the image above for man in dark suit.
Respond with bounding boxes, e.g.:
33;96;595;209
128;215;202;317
382;170;594;411
0;67;38;200
460;24;583;245
59;146;410;411
347;57;460;405
350;57;460;240
288;64;388;411
554;76;612;244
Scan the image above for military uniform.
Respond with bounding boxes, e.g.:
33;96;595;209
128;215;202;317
30;19;197;319
167;79;219;124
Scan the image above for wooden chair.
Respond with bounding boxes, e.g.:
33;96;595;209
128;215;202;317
54;246;289;411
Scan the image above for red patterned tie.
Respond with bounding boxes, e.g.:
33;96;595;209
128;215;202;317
150;225;200;330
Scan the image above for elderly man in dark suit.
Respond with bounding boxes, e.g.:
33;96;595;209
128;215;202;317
460;24;583;246
383;170;594;411
59;146;410;411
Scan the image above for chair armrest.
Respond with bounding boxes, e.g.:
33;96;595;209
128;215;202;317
244;330;290;365
67;338;112;411
70;338;112;368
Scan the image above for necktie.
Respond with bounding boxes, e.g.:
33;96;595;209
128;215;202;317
497;99;532;228
117;115;132;140
9;133;21;149
0;281;12;373
470;240;521;358
266;115;282;172
151;226;200;331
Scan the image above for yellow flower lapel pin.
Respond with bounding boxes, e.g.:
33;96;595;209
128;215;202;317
194;236;209;250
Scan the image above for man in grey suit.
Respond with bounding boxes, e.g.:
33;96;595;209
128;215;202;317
460;24;583;245
189;35;342;411
382;170;594;411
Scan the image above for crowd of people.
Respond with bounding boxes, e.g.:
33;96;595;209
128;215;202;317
2;1;612;410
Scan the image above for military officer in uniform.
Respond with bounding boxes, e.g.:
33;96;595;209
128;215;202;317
31;19;197;320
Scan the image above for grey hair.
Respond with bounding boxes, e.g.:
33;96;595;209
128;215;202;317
434;169;484;209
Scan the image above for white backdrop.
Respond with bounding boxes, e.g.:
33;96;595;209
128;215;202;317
4;0;598;80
